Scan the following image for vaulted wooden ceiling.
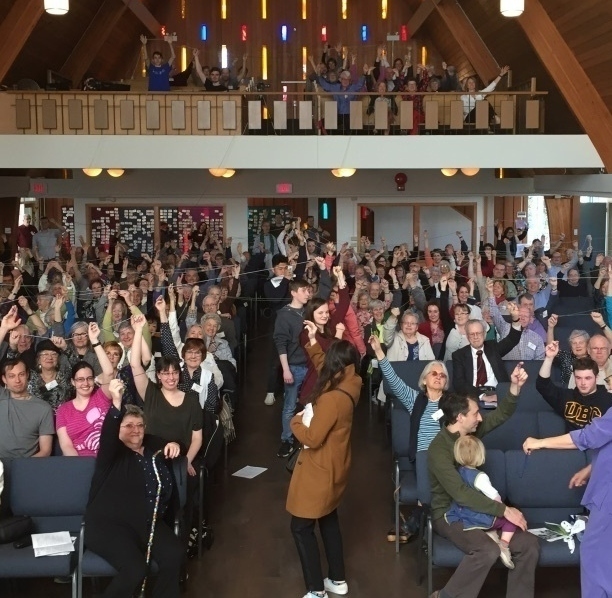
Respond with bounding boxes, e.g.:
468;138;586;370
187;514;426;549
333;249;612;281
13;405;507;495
1;0;611;169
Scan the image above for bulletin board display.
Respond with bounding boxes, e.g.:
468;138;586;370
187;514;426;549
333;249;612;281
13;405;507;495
158;207;225;244
61;206;75;247
247;206;290;251
89;206;155;254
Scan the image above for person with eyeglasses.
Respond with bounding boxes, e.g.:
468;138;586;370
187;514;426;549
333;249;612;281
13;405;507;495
452;302;522;404
50;320;102;376
27;339;72;414
369;334;450;544
84;379;183;598
55;322;116;456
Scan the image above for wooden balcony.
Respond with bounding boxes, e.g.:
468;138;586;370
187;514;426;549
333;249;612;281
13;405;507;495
0;90;546;136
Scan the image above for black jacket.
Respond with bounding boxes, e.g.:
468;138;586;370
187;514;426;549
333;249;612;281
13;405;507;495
85;406;181;544
452;326;522;396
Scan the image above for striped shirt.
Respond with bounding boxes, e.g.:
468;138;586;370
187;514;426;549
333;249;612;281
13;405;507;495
379;357;441;452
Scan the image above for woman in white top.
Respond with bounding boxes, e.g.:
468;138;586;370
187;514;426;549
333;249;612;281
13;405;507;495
461;66;510;124
444;304;472;361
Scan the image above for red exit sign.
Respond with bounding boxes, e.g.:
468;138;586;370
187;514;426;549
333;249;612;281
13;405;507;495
30;181;48;195
276;183;293;194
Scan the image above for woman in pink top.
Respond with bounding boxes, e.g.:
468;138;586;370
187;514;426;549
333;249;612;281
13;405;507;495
56;323;115;456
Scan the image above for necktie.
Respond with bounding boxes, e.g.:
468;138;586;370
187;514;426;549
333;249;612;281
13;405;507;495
476;350;487;387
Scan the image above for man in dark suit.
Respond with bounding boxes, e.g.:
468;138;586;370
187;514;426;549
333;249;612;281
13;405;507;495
452;301;522;404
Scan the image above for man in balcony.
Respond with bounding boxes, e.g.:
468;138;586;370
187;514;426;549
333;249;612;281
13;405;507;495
140;34;175;92
193;50;228;92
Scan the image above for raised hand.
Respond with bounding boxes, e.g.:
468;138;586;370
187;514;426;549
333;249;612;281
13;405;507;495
544;340;559;359
1;306;21;331
510;361;527;387
335;322;346;338
303;319;317;340
390;307;400;318
547;313;558;328
109;378;125;406
591;311;605;327
131;314;146;330
51;335;67;351
84;323;99;346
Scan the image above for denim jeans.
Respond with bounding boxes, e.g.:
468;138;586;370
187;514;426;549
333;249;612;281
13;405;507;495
281;364;308;442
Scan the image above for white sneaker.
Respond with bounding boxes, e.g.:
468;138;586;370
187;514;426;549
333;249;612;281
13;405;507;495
324;578;348;595
303;593;328;598
264;393;276;405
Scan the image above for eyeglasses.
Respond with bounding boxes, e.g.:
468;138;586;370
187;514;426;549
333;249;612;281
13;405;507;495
120;423;145;431
185;350;203;356
39;352;58;358
468;332;484;338
158;370;180;377
429;371;447;378
74;376;95;384
73;332;88;338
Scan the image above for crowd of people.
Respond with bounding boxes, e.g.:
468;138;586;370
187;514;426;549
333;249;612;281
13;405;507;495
137;38;510;134
1;209;610;597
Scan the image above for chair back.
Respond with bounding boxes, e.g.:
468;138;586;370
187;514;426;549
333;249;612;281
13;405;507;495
482;413;539;451
537;411;568;438
391;398;411;469
10;457;96;533
504;449;587;522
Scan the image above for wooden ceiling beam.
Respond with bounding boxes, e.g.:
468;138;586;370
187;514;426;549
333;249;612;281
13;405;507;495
434;0;500;84
59;0;128;86
0;0;44;83
517;0;612;172
407;0;442;38
121;0;162;36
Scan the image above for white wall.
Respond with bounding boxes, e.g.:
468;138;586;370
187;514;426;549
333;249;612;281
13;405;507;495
372;206;413;248
420;206;472;251
336;196;485;251
0;134;603;170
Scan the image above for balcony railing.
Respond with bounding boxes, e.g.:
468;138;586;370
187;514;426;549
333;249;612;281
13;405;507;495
0;90;546;136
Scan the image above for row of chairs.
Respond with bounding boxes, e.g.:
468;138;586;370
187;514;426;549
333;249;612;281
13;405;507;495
0;455;202;596
416;449;587;596
385;359;586;595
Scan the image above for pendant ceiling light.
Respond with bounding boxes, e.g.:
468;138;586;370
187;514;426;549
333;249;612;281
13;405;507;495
500;0;524;17
82;168;102;177
441;168;458;177
461;167;480;176
331;168;356;178
44;0;69;15
209;168;235;178
107;169;125;178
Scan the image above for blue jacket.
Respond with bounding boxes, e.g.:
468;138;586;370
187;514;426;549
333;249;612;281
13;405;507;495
445;467;497;530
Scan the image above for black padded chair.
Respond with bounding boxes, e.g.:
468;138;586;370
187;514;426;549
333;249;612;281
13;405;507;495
390;398;417;553
0;457;96;598
416;449;506;596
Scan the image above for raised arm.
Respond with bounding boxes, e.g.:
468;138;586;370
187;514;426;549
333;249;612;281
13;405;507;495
193;48;207;84
129;314;150;401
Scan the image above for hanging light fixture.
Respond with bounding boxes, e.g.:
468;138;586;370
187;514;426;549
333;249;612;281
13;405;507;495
500;0;524;17
44;0;69;15
221;169;236;178
441;168;458;177
107;169;125;178
461;167;480;176
209;168;228;177
82;168;102;177
331;168;356;178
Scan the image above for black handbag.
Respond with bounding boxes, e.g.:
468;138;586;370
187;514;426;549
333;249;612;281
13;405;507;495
0;515;33;544
286;445;302;474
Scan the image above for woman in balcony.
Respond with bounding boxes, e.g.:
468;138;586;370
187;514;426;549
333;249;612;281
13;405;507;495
461;66;510;126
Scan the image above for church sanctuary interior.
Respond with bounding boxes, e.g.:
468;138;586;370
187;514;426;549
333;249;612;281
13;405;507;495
1;0;611;597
